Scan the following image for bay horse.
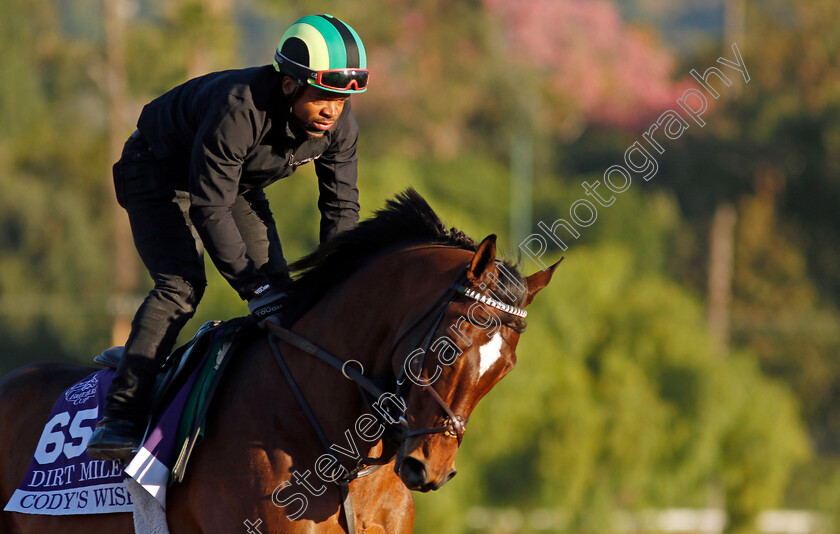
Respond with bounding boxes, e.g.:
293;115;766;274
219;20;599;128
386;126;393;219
0;189;559;533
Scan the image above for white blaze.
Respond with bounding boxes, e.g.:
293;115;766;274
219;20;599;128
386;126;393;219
478;332;504;377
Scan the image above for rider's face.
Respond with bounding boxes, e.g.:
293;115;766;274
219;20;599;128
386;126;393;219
283;78;349;136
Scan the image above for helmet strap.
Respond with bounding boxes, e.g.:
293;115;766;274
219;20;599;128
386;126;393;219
280;74;306;105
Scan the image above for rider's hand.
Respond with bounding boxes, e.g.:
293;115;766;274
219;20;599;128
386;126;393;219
247;284;286;327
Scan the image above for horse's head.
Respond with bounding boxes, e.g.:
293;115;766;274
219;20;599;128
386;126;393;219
393;235;559;492
285;190;559;493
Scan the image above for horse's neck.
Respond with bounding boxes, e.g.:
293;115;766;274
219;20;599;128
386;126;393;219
295;248;469;378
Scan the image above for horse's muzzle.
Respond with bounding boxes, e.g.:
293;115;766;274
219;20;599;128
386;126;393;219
397;455;457;492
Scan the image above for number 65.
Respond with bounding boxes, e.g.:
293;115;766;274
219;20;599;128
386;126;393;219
33;408;99;464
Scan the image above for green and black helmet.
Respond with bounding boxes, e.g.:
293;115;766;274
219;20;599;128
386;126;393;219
273;14;369;94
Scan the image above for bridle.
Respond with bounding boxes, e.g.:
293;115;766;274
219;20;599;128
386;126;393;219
264;255;527;532
269;261;527;443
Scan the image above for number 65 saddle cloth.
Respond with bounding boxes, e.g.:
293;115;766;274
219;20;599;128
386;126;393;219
4;319;244;516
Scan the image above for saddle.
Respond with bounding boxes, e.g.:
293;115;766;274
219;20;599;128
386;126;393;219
94;320;221;399
93;318;251;482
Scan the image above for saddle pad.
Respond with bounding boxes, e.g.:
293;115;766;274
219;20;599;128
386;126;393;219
3;368;134;515
5;322;243;515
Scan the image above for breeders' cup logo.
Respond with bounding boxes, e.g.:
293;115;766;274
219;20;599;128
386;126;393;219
64;374;99;406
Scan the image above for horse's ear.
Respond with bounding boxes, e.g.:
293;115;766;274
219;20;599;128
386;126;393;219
468;234;497;283
523;257;563;306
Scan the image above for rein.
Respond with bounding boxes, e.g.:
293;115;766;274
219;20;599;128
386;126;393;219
264;261;527;533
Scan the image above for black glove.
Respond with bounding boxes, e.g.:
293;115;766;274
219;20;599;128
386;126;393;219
247;284;287;326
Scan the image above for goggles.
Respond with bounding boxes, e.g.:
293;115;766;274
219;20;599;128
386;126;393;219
312;69;369;92
275;51;369;93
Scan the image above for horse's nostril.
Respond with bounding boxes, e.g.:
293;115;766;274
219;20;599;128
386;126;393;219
404;457;426;475
446;469;457;482
402;457;428;485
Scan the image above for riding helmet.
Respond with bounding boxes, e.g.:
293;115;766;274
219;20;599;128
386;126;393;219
273;14;369;94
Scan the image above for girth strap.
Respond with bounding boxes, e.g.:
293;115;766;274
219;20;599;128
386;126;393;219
339;482;356;534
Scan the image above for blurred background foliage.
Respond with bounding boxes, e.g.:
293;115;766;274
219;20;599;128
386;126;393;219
1;0;838;532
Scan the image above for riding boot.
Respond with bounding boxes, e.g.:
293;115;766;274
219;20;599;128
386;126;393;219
86;353;160;462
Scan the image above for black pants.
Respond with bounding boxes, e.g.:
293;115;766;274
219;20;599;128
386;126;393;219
105;131;290;421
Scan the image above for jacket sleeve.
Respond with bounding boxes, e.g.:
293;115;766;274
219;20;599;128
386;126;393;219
314;108;361;244
188;93;267;299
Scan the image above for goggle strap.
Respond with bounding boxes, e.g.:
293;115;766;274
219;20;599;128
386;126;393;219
274;51;318;81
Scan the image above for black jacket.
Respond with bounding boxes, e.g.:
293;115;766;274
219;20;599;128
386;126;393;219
136;65;360;296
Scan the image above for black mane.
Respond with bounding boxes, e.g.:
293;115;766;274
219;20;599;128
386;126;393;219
286;188;526;324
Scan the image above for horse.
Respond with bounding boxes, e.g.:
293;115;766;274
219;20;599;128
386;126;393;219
0;189;559;533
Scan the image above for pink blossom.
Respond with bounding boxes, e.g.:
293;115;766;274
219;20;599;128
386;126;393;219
484;0;686;128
